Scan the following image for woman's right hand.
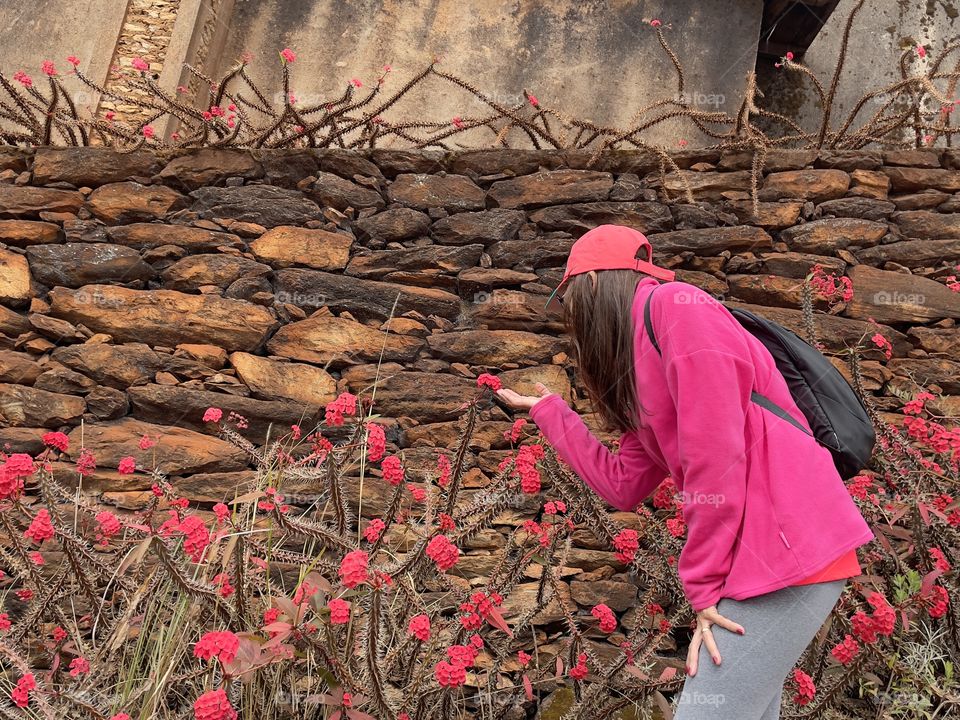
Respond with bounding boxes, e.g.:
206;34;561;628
495;382;555;411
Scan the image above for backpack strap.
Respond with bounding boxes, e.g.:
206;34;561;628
643;285;663;356
642;282;813;438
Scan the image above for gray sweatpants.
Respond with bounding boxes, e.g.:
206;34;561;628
673;579;846;719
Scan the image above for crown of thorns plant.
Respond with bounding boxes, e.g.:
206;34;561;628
0;2;956;161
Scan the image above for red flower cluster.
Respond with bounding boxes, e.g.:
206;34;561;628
792;668;816;706
381;455;405;486
569;653;588;680
830;634;860;665
117;456;136;474
459;590;503;630
339;550;369;588
366;422;386;462
325;392;358;427
25;509;55;545
41;431;69;452
591;603;617;633
924;584;949;619
652;477;678;509
96;511;122;545
364;518;386;542
476;373;501;391
408;614;431;642
515;444;545;494
505;418;526;443
426;534;460;571
193;631;240;666
436;452;451;488
69;657;90;677
178;515;211;562
852;592;896;643
194;688;237;720
202;407;223;423
328;598;351;624
0;453;33;498
11;673;35;708
613;529;639;564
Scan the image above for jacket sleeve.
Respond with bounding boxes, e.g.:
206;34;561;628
662;343;754;612
527;393;667;511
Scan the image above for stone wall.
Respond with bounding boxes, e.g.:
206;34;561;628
0;146;958;518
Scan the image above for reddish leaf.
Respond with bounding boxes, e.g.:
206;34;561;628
624;665;649;680
486;606;514;637
900;608;910;633
523;673;533;701
921;568;944;596
555;656;563;679
658;666;678;682
918;502;931;526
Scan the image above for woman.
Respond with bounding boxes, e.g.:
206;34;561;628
496;224;873;719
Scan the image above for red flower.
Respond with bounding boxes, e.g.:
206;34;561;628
11;673;35;708
177;515;211;562
280;48;296;63
792;668;816;705
447;644;478;668
476;373;502;391
25;509;55;545
117;456;136;474
831;634;860;665
364;518;386;542
366;422;386;462
591;603;617;633
194;631;240;666
213;503;230;525
506;418;526;443
408;614;431;642
339;550;370;588
194;688;237;720
569;653;588;680
328;598;351;624
0;613;10;632
131;57;149;71
436;452;451;487
518;650;531;666
614;529;639;563
426;534;460;571
67;56;80;67
203;407;223;423
52;626;67;643
76;448;96;476
382;455;405;486
666;513;687;537
41;431;69;452
69;656;90;677
435;660;467;687
138;434;156;450
925;584;949;619
41;60;56;76
325;392;358;426
515;444;544;494
13;70;32;88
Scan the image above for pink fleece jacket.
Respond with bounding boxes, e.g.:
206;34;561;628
528;277;874;612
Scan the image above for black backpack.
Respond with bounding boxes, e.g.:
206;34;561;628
642;283;876;480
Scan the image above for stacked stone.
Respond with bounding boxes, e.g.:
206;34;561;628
0;146;958;622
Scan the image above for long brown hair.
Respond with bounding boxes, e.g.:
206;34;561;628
562;269;649;434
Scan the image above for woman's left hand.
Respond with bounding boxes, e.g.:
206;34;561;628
685;605;745;676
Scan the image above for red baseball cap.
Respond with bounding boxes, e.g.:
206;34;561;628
545;224;676;311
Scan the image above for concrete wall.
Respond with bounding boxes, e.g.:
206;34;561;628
757;0;960;145
214;0;764;147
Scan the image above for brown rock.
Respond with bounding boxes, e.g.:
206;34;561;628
724;300;910;355
780;218;887;253
310;171;385;211
127;384;323;442
817;151;883;171
65;417;248;474
401;419;515;450
346;244;482;279
488;236;575;270
48;285;277;352
0;148;30;173
760;169;850;202
467;289;565;332
353;208;431;242
158;149;263;190
894;211;960;240
52;342;215;388
343;370;476;422
883;167;960;193
458;267;540;294
727;274;829;309
488;170;612;209
843;265;960;323
106;223;245;250
229;352;337;404
0;350;42;385
85;386;129;420
815;197;896;221
854;238;960;268
427;330;565;365
0;219;62;247
0;383;85;427
315;149;384;180
175;344;228;369
570;579;638;611
497;365;571;400
722;200;804;229
448;149;547;176
653;170;753;201
369;149;445;177
250;225;353;270
499;582;574;623
388;173;485;212
737;251;845;279
887;358;960;394
0;427;46;454
267;315;423;367
431;209;525;245
274;269;462;320
718;149;817;172
528;201;673;234
190;185;323;228
893;191;950;211
87;182;187;224
648;226;772;255
907;327;960;357
172;470;259;502
33;148;160;186
0;306;29;336
26;243;154;287
0;248;31;303
29;313;86;343
379;317;428;336
160;254;271;292
883;150;942;168
0;185;84;218
34;364;97;394
849;169;890;199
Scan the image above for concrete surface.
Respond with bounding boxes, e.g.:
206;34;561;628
214;0;765;148
757;0;960;146
0;0;128;118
